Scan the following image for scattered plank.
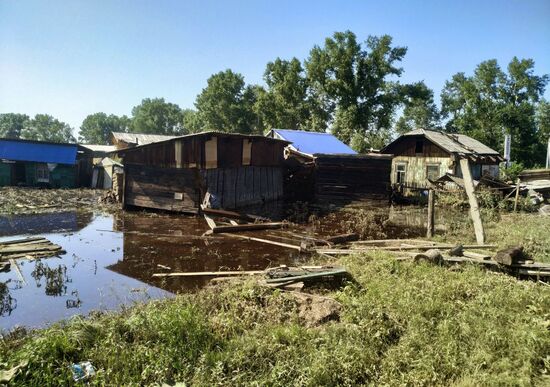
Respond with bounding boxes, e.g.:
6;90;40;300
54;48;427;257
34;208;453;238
211;222;285;234
223;233;302;251
325;233;359;245
9;259;26;285
153;270;265;278
203;214;217;230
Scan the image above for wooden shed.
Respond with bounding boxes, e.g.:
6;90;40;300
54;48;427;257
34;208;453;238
266;129;392;202
117;132;289;213
382;129;504;190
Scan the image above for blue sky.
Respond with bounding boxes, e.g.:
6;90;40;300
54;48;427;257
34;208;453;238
1;0;549;134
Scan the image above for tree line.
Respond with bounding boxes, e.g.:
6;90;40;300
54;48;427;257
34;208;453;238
1;31;548;166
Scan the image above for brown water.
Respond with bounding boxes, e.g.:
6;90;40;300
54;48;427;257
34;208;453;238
0;203;465;331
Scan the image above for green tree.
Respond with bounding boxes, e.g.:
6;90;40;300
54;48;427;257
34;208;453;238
441;57;548;166
536;99;550;145
181;109;203;133
194;70;259;134
395;81;440;134
21;114;75;143
254;58;314;131
305;31;407;151
79;113;131;144
0;113;30;139
131;98;185;135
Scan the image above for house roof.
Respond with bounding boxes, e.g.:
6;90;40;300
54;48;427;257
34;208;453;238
384;129;500;156
267;129;357;156
0;138;78;165
111;132;178;146
115;131;289;154
80;144;117;153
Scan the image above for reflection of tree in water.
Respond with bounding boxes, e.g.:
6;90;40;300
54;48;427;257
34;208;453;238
0;281;17;316
31;261;71;297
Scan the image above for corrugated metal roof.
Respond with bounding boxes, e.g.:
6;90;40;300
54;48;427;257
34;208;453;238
402;129;500;155
0;139;78;164
80;144;116;153
269;129;357;155
111;132;177;145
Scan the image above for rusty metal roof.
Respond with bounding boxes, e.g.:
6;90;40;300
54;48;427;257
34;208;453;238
385;129;501;156
111;132;178;146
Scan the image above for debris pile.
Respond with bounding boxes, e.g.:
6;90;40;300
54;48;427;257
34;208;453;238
0;237;65;260
0;187;119;214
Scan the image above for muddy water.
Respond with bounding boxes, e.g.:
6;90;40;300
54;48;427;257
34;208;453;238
0;204;468;331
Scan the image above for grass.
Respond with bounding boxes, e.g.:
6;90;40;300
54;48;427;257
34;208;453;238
1;250;549;386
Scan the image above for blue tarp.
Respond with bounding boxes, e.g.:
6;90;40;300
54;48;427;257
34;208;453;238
271;129;357;155
0;139;78;165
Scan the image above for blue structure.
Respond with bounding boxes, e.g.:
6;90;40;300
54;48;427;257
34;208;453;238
0;138;82;187
267;129;356;155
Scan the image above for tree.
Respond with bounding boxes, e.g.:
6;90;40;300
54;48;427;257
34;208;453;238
536;99;550;145
79;113;131;144
254;58;314;131
441;57;549;166
395;81;440;134
0;113;30;139
194;70;259;134
21;114;75;143
181;109;203;133
131;98;185;135
305;31;407;151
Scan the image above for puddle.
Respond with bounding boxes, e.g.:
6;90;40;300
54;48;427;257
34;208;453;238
1;203;469;331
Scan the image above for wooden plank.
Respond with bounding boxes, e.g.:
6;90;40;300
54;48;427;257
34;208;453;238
203;214;217;230
265;269;348;284
426;189;435;238
0;237;48;246
223;233;302;251
153;270;265;278
211;222;285;233
462;251;492;260
460;158;485;244
514;178;521;212
9;258;26;285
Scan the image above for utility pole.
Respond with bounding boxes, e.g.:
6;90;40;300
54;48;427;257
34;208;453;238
504;134;512;168
546;137;550;169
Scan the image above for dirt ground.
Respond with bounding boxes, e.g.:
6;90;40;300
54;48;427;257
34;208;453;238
0;187;120;215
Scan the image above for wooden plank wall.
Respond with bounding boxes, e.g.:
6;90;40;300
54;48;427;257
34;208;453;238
124;163;200;213
314;156;392;200
202;166;284;209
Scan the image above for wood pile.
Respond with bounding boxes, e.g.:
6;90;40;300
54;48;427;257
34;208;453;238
317;239;550;280
0;237;65;260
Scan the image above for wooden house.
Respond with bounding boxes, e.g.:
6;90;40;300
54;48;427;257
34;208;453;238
267;129;392;201
117;132;289;213
0;138;91;188
382;129;503;190
110;132;177;150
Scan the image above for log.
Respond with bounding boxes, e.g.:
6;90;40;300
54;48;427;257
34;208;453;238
414;249;443;265
325;233;359;245
460;158;485;244
426;189;435;238
494;246;526;266
211;222;285;233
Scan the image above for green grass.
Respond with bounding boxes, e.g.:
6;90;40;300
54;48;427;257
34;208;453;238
2;251;549;386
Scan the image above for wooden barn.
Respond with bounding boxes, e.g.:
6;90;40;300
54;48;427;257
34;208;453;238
382;129;503;190
117;132;289;213
267;129;392;201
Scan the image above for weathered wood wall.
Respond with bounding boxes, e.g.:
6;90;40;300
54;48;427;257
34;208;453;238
124;163;201;213
314;155;392;201
201;166;284;209
390;156;453;188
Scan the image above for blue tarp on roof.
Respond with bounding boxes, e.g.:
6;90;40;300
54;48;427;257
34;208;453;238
0;139;78;165
271;129;357;155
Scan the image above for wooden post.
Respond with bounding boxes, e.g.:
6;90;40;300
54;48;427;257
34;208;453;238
426;189;435;238
514;178;521;212
121;165;127;210
459;158;485;244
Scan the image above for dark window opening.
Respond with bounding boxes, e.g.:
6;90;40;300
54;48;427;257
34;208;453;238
396;163;406;184
426;164;440;181
415;140;423;154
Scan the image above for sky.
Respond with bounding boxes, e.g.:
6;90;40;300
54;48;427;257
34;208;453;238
1;0;549;135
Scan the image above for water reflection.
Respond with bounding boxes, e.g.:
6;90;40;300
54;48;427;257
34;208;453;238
0;211;93;236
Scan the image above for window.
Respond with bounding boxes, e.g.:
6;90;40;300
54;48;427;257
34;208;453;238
36;164;50;182
396;163;406;184
415;140;423;154
426;164;440;181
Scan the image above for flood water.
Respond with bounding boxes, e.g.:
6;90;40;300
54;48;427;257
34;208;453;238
0;203;466;331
